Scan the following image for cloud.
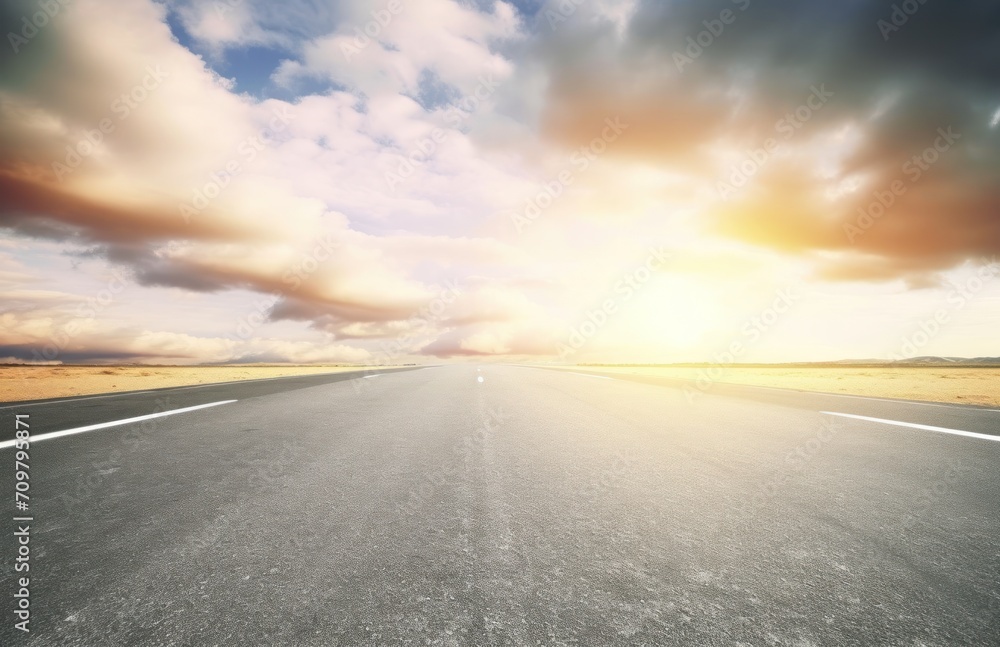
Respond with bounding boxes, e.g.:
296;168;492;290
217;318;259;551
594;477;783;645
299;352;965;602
3;0;999;364
0;0;500;349
272;0;519;96
0;284;372;364
171;0;342;54
420;323;557;358
515;0;1000;281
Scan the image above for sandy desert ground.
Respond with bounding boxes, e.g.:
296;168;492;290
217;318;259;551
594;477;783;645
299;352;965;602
558;366;1000;407
3;364;998;407
0;365;402;402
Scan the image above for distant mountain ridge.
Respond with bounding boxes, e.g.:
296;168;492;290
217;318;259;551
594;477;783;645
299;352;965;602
885;356;1000;366
579;357;1000;368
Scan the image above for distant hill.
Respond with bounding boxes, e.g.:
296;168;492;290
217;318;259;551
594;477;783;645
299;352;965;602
887;356;1000;366
579;357;1000;368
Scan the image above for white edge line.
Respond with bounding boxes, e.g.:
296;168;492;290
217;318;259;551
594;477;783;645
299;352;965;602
821;411;1000;443
0;400;237;449
571;373;613;380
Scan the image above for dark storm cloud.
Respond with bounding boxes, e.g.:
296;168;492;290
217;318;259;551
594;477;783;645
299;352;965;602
0;344;162;364
526;0;1000;282
0;175;244;244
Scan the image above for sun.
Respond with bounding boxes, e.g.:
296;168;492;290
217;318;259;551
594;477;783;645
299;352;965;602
622;275;723;351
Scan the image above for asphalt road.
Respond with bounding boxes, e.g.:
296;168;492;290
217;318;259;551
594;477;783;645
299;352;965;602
1;365;998;645
0;367;420;441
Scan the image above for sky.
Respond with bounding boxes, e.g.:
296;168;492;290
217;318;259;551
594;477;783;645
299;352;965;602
0;0;998;365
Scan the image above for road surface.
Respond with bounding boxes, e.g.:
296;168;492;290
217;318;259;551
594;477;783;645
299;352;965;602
1;365;998;645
